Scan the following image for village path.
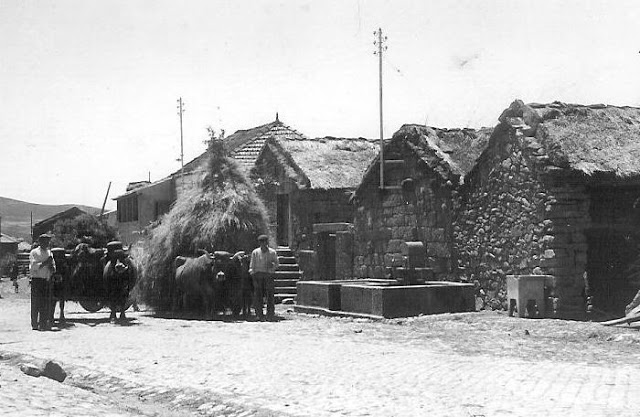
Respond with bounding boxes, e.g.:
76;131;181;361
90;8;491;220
1;277;640;417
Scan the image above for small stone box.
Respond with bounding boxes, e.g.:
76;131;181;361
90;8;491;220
296;281;344;311
506;275;551;318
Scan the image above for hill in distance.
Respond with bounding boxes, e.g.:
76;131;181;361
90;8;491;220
0;196;102;242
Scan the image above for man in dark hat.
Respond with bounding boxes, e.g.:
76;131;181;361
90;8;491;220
249;234;279;321
29;233;56;330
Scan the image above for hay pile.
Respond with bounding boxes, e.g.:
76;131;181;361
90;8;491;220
138;138;270;311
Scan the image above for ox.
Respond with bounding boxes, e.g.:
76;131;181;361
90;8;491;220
174;251;226;318
49;243;105;323
103;247;137;322
69;243;106;300
230;251;252;317
50;248;71;323
173;250;249;318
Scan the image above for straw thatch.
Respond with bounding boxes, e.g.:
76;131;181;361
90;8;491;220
354;124;491;197
500;100;640;178
278;137;379;189
138;138;270;311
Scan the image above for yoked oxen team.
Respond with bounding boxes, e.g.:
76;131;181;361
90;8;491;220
173;249;252;319
172;234;278;320
30;234;138;330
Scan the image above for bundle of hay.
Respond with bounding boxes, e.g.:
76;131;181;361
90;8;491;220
139;138;270;311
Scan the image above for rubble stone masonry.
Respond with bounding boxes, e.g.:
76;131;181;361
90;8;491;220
455;122;589;313
353;151;455;280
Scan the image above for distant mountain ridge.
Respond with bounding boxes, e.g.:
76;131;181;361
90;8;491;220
0;196;101;242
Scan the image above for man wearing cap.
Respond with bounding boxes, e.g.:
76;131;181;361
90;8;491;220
29;233;56;330
249;234;279;321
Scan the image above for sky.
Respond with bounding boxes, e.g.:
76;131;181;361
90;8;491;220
2;0;640;210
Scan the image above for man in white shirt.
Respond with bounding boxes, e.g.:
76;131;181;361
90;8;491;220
29;233;56;331
249;234;279;321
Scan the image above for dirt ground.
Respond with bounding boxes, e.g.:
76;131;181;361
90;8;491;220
1;275;639;416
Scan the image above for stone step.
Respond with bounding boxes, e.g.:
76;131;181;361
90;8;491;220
278;256;297;265
277;264;299;272
275;294;296;303
274;286;297;295
277;249;294;257
274;271;301;280
274;278;299;287
273;246;300;304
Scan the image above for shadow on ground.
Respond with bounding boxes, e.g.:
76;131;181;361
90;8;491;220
52;317;141;329
151;310;285;323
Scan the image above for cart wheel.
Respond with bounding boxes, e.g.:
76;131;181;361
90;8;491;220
79;300;104;312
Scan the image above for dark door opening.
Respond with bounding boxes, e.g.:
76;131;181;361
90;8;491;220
316;232;336;280
586;229;640;316
276;194;289;247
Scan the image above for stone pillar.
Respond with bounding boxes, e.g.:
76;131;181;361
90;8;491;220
335;230;354;280
298;250;317;281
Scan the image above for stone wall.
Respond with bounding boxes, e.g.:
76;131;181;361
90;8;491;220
455;121;590;313
291;189;353;251
251;145;355;254
353;149;455;280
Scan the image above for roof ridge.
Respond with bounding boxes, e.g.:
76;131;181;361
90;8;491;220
528;101;640;111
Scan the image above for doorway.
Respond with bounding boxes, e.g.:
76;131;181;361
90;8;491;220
276;194;290;247
586;229;640;315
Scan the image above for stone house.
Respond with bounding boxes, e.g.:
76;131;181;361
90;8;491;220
115;179;174;246
247;133;378;250
32;207;88;239
455;100;640;316
349;124;491;281
114;116;377;253
0;233;19;261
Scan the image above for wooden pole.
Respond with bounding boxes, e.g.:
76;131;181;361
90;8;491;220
100;181;112;220
177;97;185;193
374;28;387;189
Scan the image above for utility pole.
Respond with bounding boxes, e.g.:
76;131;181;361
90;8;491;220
177;97;186;191
100;181;112;221
374;28;387;189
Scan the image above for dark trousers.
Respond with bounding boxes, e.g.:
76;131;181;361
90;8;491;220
252;272;275;318
31;278;52;330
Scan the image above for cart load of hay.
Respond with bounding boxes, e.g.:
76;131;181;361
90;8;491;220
138;138;270;312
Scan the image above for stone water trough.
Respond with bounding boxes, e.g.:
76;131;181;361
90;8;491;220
295;241;475;319
295;279;475;319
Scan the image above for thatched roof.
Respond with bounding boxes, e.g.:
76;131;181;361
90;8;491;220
355;124;491;196
498;100;640;178
278;136;379;189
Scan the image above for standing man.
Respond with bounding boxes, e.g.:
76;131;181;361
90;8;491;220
249;234;279;321
29;233;56;331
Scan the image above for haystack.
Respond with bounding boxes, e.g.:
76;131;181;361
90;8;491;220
139;138;270;311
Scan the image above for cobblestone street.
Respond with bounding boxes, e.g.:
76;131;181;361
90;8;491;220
1;278;640;416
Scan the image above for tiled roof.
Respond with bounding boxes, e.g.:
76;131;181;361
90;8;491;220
230;122;308;173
